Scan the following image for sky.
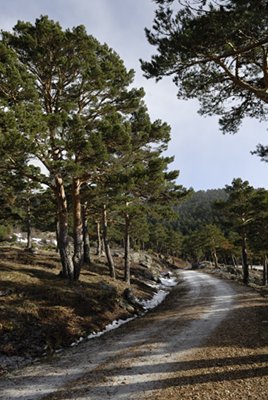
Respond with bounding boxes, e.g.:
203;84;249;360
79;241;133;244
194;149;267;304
0;0;267;191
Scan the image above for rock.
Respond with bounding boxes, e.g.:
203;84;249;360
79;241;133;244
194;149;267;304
139;256;153;269
142;269;158;282
0;289;13;297
226;265;237;274
162;271;172;279
112;251;123;257
130;252;153;268
123;288;144;313
124;304;136;314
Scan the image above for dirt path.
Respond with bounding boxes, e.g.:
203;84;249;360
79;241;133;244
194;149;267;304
0;270;267;400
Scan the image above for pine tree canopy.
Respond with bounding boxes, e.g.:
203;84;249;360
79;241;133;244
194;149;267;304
141;0;268;133
1;16;145;184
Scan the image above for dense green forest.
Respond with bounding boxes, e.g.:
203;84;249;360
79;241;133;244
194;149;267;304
175;182;268;285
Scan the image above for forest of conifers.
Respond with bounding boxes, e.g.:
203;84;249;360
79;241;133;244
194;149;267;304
0;10;268;288
0;16;189;283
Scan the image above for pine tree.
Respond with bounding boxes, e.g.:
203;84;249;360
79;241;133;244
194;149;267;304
100;105;187;283
2;16;144;280
216;178;262;284
142;1;268;135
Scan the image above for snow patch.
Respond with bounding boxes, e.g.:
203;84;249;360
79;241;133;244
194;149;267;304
140;276;177;310
14;233;27;244
32;238;42;244
69;273;178;347
159;276;177;287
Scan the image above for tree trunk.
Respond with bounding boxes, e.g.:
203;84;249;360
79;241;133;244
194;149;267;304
72;178;83;281
26;199;32;250
124;211;131;284
82;202;91;266
96;221;102;257
263;256;268;286
231;254;237;267
102;204;116;279
55;219;59;253
54;174;74;280
241;232;249;285
211;249;219;268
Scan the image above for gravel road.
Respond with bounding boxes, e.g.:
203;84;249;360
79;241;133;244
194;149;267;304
0;270;267;400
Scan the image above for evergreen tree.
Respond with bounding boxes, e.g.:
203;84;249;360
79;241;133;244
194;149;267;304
216;178;263;284
2;16;144;280
176;189;227;235
243;188;268;285
198;224;230;267
141;1;268;134
98;105;187;283
14;178;43;250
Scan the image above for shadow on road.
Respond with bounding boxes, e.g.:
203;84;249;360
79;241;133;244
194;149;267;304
1;271;268;400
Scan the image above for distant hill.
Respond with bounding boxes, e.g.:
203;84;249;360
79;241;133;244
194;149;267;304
175;189;228;235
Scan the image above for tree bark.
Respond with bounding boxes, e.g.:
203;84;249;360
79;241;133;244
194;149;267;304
96;221;102;257
124;210;131;284
26;198;32;250
82;201;91;266
211;249;219;268
231;254;237;267
241;232;249;285
55;219;59;253
72;178;84;281
263;256;268;286
102;204;116;279
54;174;74;280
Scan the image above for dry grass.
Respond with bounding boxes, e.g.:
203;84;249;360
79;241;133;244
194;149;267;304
0;246;160;368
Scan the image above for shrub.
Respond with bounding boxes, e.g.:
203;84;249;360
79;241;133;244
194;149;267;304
0;225;12;242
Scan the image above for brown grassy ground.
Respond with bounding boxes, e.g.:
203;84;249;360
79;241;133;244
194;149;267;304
0;246;165;374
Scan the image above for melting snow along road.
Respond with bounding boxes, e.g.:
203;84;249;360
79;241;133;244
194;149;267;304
0;270;235;400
